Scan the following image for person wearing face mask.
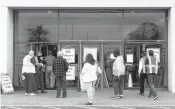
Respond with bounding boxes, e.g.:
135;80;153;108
21;50;36;96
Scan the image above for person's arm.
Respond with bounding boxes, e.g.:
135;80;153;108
138;59;142;74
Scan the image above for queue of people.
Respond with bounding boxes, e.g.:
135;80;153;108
21;48;159;105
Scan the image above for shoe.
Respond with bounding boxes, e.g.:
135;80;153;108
154;96;159;100
29;93;36;96
139;93;144;96
62;96;67;98
56;96;60;98
120;95;124;98
41;91;47;93
85;102;93;105
25;93;29;96
111;95;120;99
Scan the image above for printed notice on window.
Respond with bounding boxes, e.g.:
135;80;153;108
66;66;75;80
83;48;97;61
126;54;133;63
62;48;75;63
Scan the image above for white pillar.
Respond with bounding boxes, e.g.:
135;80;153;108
0;7;14;83
168;8;175;93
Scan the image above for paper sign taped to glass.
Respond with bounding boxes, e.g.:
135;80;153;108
83;48;97;61
126;54;133;63
66;66;75;80
62;48;75;63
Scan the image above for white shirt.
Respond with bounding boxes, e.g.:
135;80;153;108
138;58;146;74
81;63;98;82
22;55;35;74
113;55;125;76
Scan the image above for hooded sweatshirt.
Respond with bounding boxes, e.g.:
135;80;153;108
113;55;125;76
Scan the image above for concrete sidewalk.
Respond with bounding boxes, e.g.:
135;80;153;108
1;88;175;106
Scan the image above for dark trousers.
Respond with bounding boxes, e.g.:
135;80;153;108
140;73;148;94
56;76;67;97
34;71;45;92
23;73;35;94
113;75;124;96
147;74;158;97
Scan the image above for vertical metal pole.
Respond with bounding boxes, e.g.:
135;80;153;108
100;41;104;90
78;41;82;91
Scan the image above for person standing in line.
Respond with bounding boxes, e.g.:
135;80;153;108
53;51;69;98
81;54;102;105
34;52;47;93
45;51;56;89
111;49;125;99
145;50;159;100
138;52;148;96
21;50;36;96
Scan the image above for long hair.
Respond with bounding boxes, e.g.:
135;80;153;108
85;53;96;65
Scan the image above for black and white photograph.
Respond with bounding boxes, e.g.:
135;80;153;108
1;0;175;108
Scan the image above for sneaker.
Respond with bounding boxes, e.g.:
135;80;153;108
139;93;144;96
25;93;29;96
41;91;47;93
29;93;36;96
120;95;124;98
111;95;120;99
154;96;159;100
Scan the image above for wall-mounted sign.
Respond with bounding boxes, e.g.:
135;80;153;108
84;48;97;61
62;48;75;63
126;54;133;63
147;48;160;62
66;66;75;80
0;73;14;94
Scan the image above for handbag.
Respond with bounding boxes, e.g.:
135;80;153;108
96;64;102;75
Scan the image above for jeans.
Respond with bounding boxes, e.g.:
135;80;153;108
84;81;96;103
45;66;55;88
140;73;148;94
56;76;67;97
34;70;45;92
23;73;35;94
147;74;158;97
113;75;124;96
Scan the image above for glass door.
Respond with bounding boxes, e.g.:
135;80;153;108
124;44;140;88
103;43;123;86
60;43;80;88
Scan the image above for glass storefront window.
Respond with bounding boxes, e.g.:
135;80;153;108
14;9;168;88
15;10;59;42
59;12;123;40
122;10;167;40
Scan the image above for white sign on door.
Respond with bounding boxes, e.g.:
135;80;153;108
83;48;97;61
62;48;75;63
66;66;75;80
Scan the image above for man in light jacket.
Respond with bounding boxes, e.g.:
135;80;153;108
138;52;148;96
111;49;125;99
22;50;36;96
